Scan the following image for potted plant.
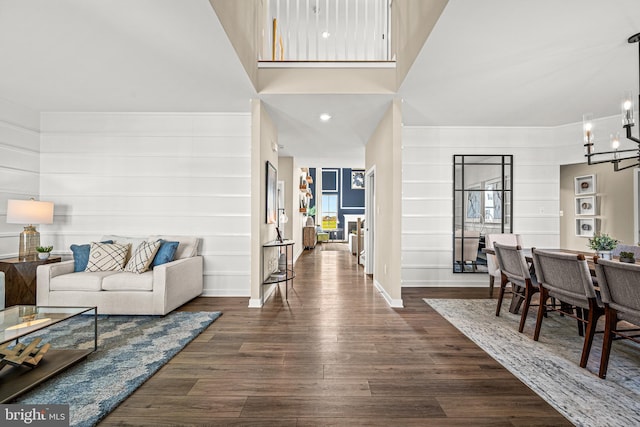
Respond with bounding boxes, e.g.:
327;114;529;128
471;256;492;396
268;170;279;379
619;251;636;263
36;245;53;260
587;233;618;260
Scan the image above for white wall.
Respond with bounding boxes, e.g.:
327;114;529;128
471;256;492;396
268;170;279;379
39;112;251;297
0;99;41;258
366;100;403;306
249;100;280;307
402;125;560;287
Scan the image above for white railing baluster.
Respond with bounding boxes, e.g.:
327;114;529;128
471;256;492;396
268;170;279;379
264;0;390;62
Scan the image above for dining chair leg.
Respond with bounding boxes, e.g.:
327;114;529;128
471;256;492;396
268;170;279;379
599;308;617;379
518;285;535;333
575;307;585;337
580;304;601;368
495;276;508;316
533;287;548;341
489;275;495;298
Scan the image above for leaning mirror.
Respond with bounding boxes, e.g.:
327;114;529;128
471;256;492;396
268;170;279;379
453;155;513;273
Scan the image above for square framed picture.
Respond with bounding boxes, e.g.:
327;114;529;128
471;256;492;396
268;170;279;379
351;170;365;190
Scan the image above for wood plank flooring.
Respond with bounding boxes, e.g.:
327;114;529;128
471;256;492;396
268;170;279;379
101;243;571;426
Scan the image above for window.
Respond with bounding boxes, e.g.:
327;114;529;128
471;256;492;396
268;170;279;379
321;194;338;230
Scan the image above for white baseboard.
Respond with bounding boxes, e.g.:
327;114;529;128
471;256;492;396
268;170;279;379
247;283;278;308
374;279;404;308
248;298;263;308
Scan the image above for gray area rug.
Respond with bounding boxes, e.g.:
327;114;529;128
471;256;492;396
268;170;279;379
16;311;221;427
424;298;640;427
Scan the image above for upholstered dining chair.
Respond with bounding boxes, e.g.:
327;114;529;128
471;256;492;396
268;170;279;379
531;249;604;369
594;258;640;379
611;244;640;258
486;234;522;297
493;242;539;333
454;229;481;272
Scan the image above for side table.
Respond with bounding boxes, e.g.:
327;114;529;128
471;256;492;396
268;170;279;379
0;256;61;306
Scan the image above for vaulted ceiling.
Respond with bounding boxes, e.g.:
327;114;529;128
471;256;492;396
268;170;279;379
1;0;640;166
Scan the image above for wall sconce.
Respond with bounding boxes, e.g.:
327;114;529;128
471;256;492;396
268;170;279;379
6;198;54;259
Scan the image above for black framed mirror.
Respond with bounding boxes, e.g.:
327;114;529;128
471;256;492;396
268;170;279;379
453;155;513;273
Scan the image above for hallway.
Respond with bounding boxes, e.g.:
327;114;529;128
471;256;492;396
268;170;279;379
102;245;570;425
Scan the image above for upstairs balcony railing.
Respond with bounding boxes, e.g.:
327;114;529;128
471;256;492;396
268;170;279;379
261;0;391;63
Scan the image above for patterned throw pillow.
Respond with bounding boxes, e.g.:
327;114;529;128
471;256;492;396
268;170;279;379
70;240;113;272
85;242;130;272
124;240;162;274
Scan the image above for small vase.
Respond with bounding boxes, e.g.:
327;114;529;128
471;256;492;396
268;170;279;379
38;252;50;260
597;250;612;260
620;257;636;264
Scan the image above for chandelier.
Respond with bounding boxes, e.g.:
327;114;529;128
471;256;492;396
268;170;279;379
583;32;640;172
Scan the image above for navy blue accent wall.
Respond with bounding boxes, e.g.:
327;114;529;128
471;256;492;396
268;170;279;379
322;169;338;191
318;168;365;240
341;169;365;208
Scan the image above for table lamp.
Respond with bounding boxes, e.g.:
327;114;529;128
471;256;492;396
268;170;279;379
6;198;54;259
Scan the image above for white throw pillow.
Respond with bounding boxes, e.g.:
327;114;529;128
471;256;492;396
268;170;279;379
85;242;130;272
124;240;162;274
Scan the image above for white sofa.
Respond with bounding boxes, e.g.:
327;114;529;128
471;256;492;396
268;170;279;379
37;235;203;315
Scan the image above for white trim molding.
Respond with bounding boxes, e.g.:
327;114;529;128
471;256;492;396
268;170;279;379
374;279;403;308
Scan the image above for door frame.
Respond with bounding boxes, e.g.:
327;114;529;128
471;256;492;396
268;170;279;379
365;166;376;275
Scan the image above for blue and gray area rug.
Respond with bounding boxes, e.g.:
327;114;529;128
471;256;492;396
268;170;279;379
425;298;640;427
16;311;221;427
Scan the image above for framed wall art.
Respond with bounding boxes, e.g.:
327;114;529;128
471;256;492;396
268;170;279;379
351;170;365;189
266;161;277;224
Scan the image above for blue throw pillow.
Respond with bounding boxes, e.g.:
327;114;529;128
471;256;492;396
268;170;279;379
70;240;113;272
151;240;179;268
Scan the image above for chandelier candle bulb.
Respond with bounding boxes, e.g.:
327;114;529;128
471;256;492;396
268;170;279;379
611;133;620;150
623;93;635;126
583;114;594;155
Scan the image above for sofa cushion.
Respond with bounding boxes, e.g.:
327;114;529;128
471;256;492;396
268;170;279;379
86;242;130;272
149;235;199;259
70;240;113;272
101;271;153;291
51;271;119;291
100;235;147;261
124;240;161;274
151;240;179;268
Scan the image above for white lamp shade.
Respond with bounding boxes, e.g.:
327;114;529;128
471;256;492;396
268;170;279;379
6;199;54;225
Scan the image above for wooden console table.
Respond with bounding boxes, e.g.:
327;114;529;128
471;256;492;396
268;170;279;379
0;256;61;306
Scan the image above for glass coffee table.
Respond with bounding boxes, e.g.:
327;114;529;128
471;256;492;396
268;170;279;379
0;305;97;402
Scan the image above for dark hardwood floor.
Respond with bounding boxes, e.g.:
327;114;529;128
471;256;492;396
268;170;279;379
101;244;570;426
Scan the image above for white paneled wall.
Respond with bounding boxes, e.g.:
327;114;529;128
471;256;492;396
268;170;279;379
402;126;560;287
0;101;41;258
39;112;251;296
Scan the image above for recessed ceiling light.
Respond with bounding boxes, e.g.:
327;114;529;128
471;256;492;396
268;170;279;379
321;31;330;39
320;113;332;121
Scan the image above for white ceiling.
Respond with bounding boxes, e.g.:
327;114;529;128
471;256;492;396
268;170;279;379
0;0;255;112
400;0;640;127
1;0;640;166
262;94;392;167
